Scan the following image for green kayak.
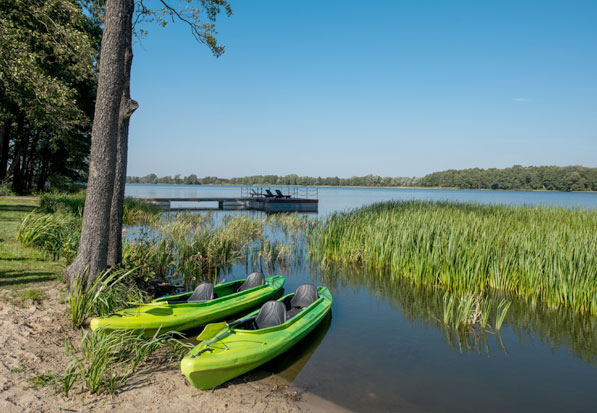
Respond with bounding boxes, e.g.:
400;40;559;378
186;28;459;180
181;284;332;389
90;273;285;337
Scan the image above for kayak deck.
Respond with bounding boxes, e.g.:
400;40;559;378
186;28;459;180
90;275;285;336
181;286;332;389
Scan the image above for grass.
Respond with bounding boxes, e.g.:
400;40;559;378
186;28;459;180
0;197;64;294
61;329;191;395
39;191;162;225
16;212;81;262
310;200;597;316
68;267;147;328
14;192;162;263
27;372;57;390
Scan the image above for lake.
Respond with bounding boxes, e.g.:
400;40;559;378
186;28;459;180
125;184;597;412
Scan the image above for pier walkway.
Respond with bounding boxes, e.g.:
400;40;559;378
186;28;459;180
137;186;318;213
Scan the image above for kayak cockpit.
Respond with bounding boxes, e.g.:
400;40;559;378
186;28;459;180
165;272;266;304
233;284;319;330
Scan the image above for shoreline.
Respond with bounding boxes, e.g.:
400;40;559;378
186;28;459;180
0;279;351;413
0;197;349;412
124;183;597;194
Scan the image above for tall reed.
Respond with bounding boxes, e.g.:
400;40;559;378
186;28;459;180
68;267;144;328
123;213;265;287
309;201;597;316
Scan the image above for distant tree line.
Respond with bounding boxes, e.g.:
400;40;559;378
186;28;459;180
418;165;597;192
127;165;597;192
126;174;420;187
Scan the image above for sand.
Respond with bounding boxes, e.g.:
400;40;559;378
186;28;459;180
0;283;351;412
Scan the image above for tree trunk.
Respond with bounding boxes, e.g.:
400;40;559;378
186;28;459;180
36;151;49;191
22;132;37;191
9;115;27;193
0;118;11;181
107;21;138;267
64;0;134;288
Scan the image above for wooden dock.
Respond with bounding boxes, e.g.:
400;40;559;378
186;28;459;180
138;196;318;213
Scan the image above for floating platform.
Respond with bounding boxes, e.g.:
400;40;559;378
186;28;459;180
138;190;318;213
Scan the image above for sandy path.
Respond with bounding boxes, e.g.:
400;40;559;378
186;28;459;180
0;283;349;412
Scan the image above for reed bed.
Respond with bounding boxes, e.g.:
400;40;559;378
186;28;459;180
123;213;265;287
39;191;162;225
318;264;597;361
309;201;597;316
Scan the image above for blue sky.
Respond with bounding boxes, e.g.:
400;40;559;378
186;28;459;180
128;0;597;178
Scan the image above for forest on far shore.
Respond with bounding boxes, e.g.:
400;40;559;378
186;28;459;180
126;165;597;192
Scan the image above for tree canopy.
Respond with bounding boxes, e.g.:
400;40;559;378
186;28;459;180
0;0;101;192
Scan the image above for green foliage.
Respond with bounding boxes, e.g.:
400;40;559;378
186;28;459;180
0;197;63;291
127;165;597;191
17;192;161;263
441;292;511;332
61;329;186;395
27;372;57;390
135;0;232;56
127;173;420;187
0;0;100;192
39;191;161;225
310;200;597;316
16;211;81;262
68;267;145;328
495;299;512;331
122;197;163;226
39;191;86;216
419;165;597;192
122;213;264;285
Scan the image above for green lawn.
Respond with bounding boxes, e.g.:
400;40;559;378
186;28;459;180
0;197;64;305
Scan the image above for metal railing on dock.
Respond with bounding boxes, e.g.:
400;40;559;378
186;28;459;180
240;186;318;199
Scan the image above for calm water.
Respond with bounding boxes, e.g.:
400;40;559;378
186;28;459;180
125;184;597;412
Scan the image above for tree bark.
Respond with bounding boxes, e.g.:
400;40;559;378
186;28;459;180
0;118;11;181
65;0;134;288
9;115;26;193
107;21;138;267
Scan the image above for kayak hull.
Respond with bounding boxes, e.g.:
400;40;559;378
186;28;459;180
90;275;285;337
181;286;332;389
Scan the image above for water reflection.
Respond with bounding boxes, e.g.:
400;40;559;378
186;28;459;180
123;185;597;411
314;263;597;366
249;313;332;384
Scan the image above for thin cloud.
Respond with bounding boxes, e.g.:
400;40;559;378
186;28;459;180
513;98;530;102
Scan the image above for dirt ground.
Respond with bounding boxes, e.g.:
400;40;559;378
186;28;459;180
0;283;349;413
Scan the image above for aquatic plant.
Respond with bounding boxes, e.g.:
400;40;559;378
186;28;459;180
316;263;597;361
68;267;144;328
123;213;266;287
309;201;597;316
266;213;310;235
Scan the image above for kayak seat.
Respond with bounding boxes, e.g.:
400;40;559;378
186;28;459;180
188;283;214;302
254;301;287;329
286;284;318;319
236;272;265;292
